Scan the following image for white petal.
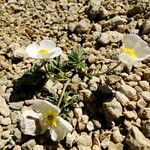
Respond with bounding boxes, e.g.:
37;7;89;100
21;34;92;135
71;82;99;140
39;40;56;49
58;117;73;132
123;34;150;59
50;124;67;141
119;53;137;70
32;100;60;114
26;43;40;58
37;47;62;59
123;34;141;50
47;47;62;58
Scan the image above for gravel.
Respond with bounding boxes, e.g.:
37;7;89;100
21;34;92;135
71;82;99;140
0;0;150;149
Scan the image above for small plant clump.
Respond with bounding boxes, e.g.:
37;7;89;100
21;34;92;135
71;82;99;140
67;45;87;73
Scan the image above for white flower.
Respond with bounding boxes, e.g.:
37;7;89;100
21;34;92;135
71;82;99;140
26;40;62;59
32;100;73;141
119;34;150;70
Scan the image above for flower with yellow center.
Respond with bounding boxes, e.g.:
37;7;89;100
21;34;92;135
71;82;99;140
32;100;73;141
26;40;62;59
119;34;150;70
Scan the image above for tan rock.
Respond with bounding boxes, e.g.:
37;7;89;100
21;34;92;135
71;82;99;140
125;126;150;150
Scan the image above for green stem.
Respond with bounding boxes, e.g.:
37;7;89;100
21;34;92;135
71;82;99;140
43;63;49;74
57;79;70;107
99;61;122;75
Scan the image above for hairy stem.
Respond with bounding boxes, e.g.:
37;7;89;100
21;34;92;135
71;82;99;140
99;61;122;75
57;79;70;107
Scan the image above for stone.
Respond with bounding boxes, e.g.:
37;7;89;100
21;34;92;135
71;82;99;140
22;139;36;150
98;6;108;19
93;120;101;128
138;108;150;119
92;23;102;32
116;91;129;106
87;0;101;20
78;122;85;131
33;145;44;150
81;115;89;124
123;110;138;120
120;84;137;100
74;108;82;118
0;117;11;125
102;16;127;28
112;127;125;143
127;74;141;81
141;120;150;138
88;54;97;64
13;128;22;142
142;20;150;34
103;98;123;122
89;76;100;85
108;142;123;150
139;80;149;91
2;130;11;139
13;145;22;150
13;46;25;59
137;99;147;109
11;111;22;124
107;75;121;84
98;31;123;45
19;110;42;136
75;19;91;33
44;79;54;93
125;126;150;150
86;121;94;131
92;145;101;150
141;91;150;103
9;101;24;110
126;101;136;110
127;5;143;17
0;139;10;149
66;131;77;147
76;132;92;147
0;96;10;117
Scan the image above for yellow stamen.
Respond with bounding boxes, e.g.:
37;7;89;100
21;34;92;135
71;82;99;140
38;49;49;54
42;110;58;127
122;48;137;59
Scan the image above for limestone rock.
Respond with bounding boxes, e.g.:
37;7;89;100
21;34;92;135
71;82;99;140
120;84;137;100
116;91;129;106
142;20;150;34
138;108;150;119
103;98;123;122
98;31;123;45
0;96;10;117
123;110;138;120
87;0;101;20
75;19;91;33
86;121;94;131
139;81;149;91
33;145;44;150
125;126;150;150
141;91;150;103
141;120;150;138
76;132;92;147
19;110;42;136
9;102;24;110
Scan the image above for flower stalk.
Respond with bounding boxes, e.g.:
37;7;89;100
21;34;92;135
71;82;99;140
57;79;70;107
99;61;122;75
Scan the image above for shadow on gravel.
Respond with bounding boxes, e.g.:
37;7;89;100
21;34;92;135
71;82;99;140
84;85;115;129
9;66;47;102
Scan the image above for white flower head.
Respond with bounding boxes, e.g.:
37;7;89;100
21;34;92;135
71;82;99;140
26;40;62;59
32;100;73;141
119;34;150;70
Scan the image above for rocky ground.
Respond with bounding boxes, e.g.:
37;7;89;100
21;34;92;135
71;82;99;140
0;0;150;150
